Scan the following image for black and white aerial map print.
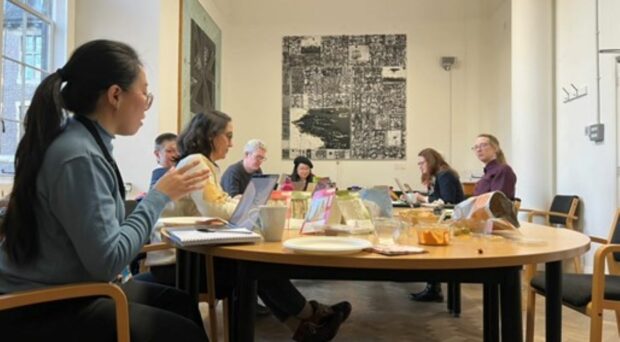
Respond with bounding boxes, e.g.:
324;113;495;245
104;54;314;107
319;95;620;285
282;34;406;160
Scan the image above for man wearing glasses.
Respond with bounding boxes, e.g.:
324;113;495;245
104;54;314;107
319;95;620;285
221;139;268;197
220;139;272;316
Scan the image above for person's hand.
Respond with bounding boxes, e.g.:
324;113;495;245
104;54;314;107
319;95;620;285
154;160;210;201
400;192;417;204
414;192;428;203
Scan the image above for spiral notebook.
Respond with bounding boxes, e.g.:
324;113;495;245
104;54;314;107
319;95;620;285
165;227;262;247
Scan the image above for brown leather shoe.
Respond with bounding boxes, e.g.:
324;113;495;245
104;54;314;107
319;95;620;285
292;311;344;342
309;300;352;323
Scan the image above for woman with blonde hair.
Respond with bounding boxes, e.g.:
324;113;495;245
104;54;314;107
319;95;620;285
472;134;517;200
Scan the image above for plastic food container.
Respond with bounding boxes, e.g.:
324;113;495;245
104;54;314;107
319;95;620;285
415;223;452;246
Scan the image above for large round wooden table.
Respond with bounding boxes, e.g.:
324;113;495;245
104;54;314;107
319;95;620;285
169;222;590;342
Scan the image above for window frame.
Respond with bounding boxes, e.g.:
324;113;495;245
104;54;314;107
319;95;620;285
0;0;57;178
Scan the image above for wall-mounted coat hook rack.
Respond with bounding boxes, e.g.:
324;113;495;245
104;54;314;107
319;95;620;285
562;83;588;103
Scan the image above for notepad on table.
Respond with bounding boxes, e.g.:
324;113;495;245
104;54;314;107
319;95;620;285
166;227;262;247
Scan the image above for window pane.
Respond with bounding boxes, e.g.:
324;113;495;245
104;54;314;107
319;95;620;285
0;161;15;176
23;0;52;17
24;63;43;86
1;57;23;122
2;1;50;70
0;119;19;175
23;11;50;70
3;1;25;61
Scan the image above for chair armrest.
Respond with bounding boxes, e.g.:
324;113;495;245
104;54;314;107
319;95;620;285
544;211;578;220
526;210;578;223
0;282;129;342
141;242;172;253
591;244;620;312
526;210;549;222
589;236;609;245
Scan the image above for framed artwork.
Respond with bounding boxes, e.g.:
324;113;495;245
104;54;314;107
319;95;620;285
178;0;222;131
282;34;407;160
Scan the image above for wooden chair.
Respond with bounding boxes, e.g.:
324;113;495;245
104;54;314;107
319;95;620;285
139;239;228;342
521;195;581;272
520;195;579;229
525;208;620;342
0;282;130;342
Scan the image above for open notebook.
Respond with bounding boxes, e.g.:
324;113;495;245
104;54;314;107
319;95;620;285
165;227;261;247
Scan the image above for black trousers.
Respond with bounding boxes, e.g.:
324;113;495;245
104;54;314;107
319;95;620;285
136;260;307;322
0;280;208;342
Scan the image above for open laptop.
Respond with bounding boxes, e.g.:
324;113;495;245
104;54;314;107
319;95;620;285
394;177;416;208
227;174;279;229
197;174;278;230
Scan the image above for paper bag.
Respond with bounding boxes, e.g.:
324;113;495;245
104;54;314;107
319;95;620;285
452;191;519;232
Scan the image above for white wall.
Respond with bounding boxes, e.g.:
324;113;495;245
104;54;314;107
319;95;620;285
555;0;618;241
478;0;511;174
221;0;510;189
73;0;229;193
74;0;163;194
511;0;553;211
69;0;510;192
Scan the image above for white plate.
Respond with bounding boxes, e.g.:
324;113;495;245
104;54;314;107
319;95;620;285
157;216;227;227
283;237;372;255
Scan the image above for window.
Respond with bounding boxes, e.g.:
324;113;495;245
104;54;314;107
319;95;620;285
0;0;55;176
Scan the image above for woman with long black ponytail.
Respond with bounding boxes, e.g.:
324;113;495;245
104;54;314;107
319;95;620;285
0;40;209;341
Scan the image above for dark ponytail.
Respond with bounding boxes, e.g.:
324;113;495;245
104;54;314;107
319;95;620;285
0;72;64;264
0;40;142;264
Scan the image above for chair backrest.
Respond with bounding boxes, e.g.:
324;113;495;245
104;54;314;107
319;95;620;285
607;209;620;270
548;195;579;225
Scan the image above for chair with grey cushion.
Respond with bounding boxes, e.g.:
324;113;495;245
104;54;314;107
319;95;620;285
525;208;620;342
520;195;581;272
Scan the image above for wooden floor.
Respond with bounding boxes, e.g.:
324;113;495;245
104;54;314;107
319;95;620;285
200;280;619;341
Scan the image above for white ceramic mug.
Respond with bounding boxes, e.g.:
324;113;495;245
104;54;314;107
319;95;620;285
249;205;287;242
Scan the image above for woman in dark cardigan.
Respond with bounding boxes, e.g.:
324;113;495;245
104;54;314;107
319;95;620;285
410;148;465;302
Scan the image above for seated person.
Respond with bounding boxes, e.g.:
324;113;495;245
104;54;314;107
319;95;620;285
0;40;210;341
409;148;465;303
149;132;179;189
221;138;266;197
150;110;352;341
472;133;517;200
291;156;315;191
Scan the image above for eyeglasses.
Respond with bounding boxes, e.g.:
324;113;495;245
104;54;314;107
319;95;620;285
254;154;267;162
417;160;426;166
471;142;490;151
145;93;154;110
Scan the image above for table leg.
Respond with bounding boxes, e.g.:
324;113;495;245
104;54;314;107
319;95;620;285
545;261;562;342
176;250;199;302
231;261;257;342
452;282;461;317
483;282;499;342
500;268;522;342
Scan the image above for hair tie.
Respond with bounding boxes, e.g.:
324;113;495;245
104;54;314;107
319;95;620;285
56;68;65;80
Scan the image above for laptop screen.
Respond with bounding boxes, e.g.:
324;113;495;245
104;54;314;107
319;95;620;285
229;174;279;228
